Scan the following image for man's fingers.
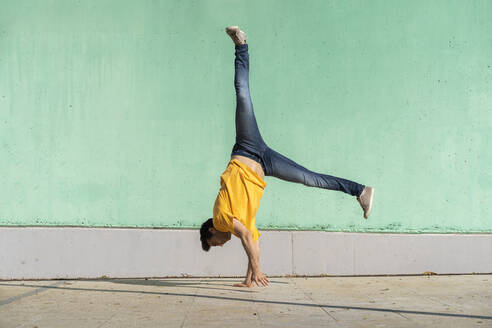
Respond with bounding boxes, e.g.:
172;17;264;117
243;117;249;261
259;274;268;286
252;275;269;287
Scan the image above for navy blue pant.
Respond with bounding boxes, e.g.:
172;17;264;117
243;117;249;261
230;44;364;197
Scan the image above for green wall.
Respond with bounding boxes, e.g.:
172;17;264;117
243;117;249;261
1;0;491;233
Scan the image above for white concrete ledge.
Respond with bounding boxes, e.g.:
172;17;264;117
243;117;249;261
1;227;491;280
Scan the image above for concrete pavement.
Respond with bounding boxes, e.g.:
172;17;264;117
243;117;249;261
1;275;491;327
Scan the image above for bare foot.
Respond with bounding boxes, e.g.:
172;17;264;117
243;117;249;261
357;186;374;219
225;26;247;46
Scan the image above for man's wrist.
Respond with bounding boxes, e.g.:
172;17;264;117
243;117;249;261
251;262;261;273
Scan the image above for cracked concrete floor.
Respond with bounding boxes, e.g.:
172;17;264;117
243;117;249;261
0;275;491;327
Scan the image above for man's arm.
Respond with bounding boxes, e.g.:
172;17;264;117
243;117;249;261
233;241;262;287
233;258;252;287
232;218;269;286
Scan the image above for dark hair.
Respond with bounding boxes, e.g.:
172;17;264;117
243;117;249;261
200;218;214;251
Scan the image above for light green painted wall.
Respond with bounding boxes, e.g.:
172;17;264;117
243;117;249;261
1;0;491;232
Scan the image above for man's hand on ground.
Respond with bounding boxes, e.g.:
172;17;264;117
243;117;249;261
233;219;268;286
252;270;269;287
233;280;253;288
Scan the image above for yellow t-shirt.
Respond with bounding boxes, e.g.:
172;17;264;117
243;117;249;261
213;159;267;243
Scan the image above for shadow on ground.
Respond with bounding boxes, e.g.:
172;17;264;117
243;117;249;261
0;280;491;321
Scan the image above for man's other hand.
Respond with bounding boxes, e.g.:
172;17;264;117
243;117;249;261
252;270;269;287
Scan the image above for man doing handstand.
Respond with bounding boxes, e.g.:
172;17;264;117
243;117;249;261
200;26;374;287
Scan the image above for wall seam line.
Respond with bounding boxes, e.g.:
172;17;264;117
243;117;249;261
291;231;294;275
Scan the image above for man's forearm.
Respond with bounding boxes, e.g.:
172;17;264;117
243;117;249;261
240;234;260;271
245;240;260;280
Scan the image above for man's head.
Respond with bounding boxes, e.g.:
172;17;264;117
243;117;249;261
200;218;231;251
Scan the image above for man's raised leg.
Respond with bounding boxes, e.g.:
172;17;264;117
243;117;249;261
226;26;266;151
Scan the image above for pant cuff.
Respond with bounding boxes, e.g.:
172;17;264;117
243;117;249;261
235;43;248;52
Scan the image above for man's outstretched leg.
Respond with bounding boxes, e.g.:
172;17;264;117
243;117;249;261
264;147;375;218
